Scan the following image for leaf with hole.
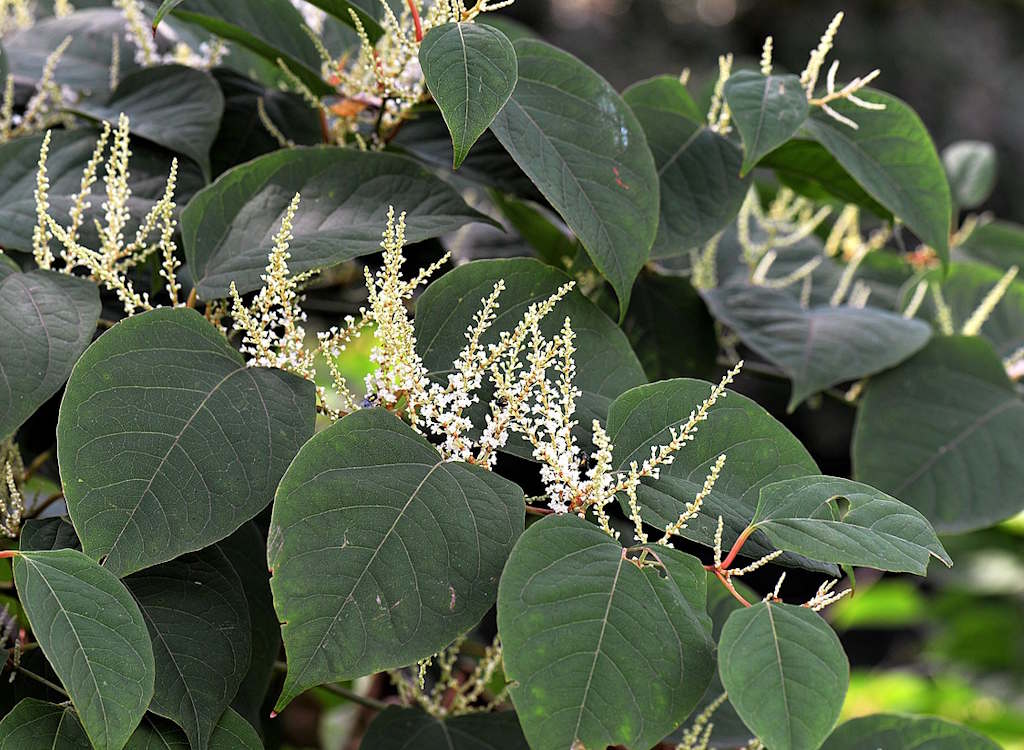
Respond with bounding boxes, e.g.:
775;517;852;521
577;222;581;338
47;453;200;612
58;307;315;577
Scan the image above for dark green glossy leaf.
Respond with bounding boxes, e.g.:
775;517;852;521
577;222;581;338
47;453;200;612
58;307;315;577
124;710;262;750
723;71;809;176
125;547;251;750
362;707;529;749
13;549;155;750
701;281;932;410
490;40;659;315
719;601;848;750
804;91;952;266
420;23;517;169
182;146;492;298
19;516;81;552
268;408;524;710
751;475;950;574
415;258;645;457
853;335;1024;532
958;220;1024;272
943;140;997;211
497;514;713;750
489;193;577;267
72;65;224;180
821;714;1002;750
624;75;750;259
606;379;835;574
0;699;90;749
0;270;100;440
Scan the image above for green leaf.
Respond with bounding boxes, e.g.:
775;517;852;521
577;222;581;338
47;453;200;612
723;71;809;176
490;40;659;315
719;601;848;750
362;707;529;749
701;282;932;411
750;475;951;574
497;514;714;750
624;75;750;259
821;714;1002;750
606;379;835;574
0;129;205;254
0;699;91;749
182;146;493;298
163;0;333;96
958;220;1024;272
153;0;185;27
804;91;952;266
125;547;251;750
58;307;315;577
124;711;262;750
72;65;224;181
19;517;81;552
943;140;997;211
489;192;577;267
414;258;646;458
420;23;518;169
853;335;1024;532
268;408;524;710
13;549;155;750
0;270;100;440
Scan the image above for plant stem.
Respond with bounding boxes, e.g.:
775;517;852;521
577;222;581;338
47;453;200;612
407;0;423;42
273;661;389;711
27;490;64;519
12;664;69;697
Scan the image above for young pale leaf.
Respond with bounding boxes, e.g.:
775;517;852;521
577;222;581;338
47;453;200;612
942;140;998;211
804;91;952;267
268;408;524;711
853;335;1024;532
723;71;810;176
750;476;951;574
490;40;659;316
182;147;493;298
419;23;518;168
13;550;155;750
701;282;932;411
123;710;262;750
72;65;225;181
58;307;315;577
497;515;714;750
125;547;251;750
414;258;646;458
606;379;836;574
821;714;1002;750
624;75;750;259
719;601;848;750
0;270;100;440
362;707;529;750
0;699;91;749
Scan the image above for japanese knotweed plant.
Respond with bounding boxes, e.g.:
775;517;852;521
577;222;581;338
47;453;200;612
0;3;1016;750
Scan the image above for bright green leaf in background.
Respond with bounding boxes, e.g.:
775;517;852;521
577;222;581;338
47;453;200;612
822;714;1003;750
420;22;518;168
724;71;809;176
269;408;524;711
58;307;315;577
943;140;998;211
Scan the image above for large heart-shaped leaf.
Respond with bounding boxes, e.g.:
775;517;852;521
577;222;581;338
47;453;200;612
606;379;835;574
124;710;262;750
497;514;714;750
125;547;251;750
821;714;1002;750
362;707;529;750
723;71;809;176
420;22;518;169
853;335;1024;532
414;258;646;457
702;281;932;411
13;549;155;750
72;65;224;180
490;39;659;315
719;601;848;750
624;75;750;259
182;146;492;298
0;270;99;440
750;476;950;575
0;129;205;254
58;307;315;577
0;699;90;749
268;408;524;711
804;91;952;266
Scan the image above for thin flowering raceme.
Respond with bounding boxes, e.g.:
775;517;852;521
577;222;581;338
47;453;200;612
0;440;25;539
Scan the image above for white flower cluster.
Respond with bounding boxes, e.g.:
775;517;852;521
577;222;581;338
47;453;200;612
115;0;227;71
0;441;25;540
1;36;75;144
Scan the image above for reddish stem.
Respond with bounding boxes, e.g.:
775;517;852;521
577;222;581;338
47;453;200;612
720;526;754;570
714;569;752;608
407;0;424;42
525;505;554;516
0;550;17;560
